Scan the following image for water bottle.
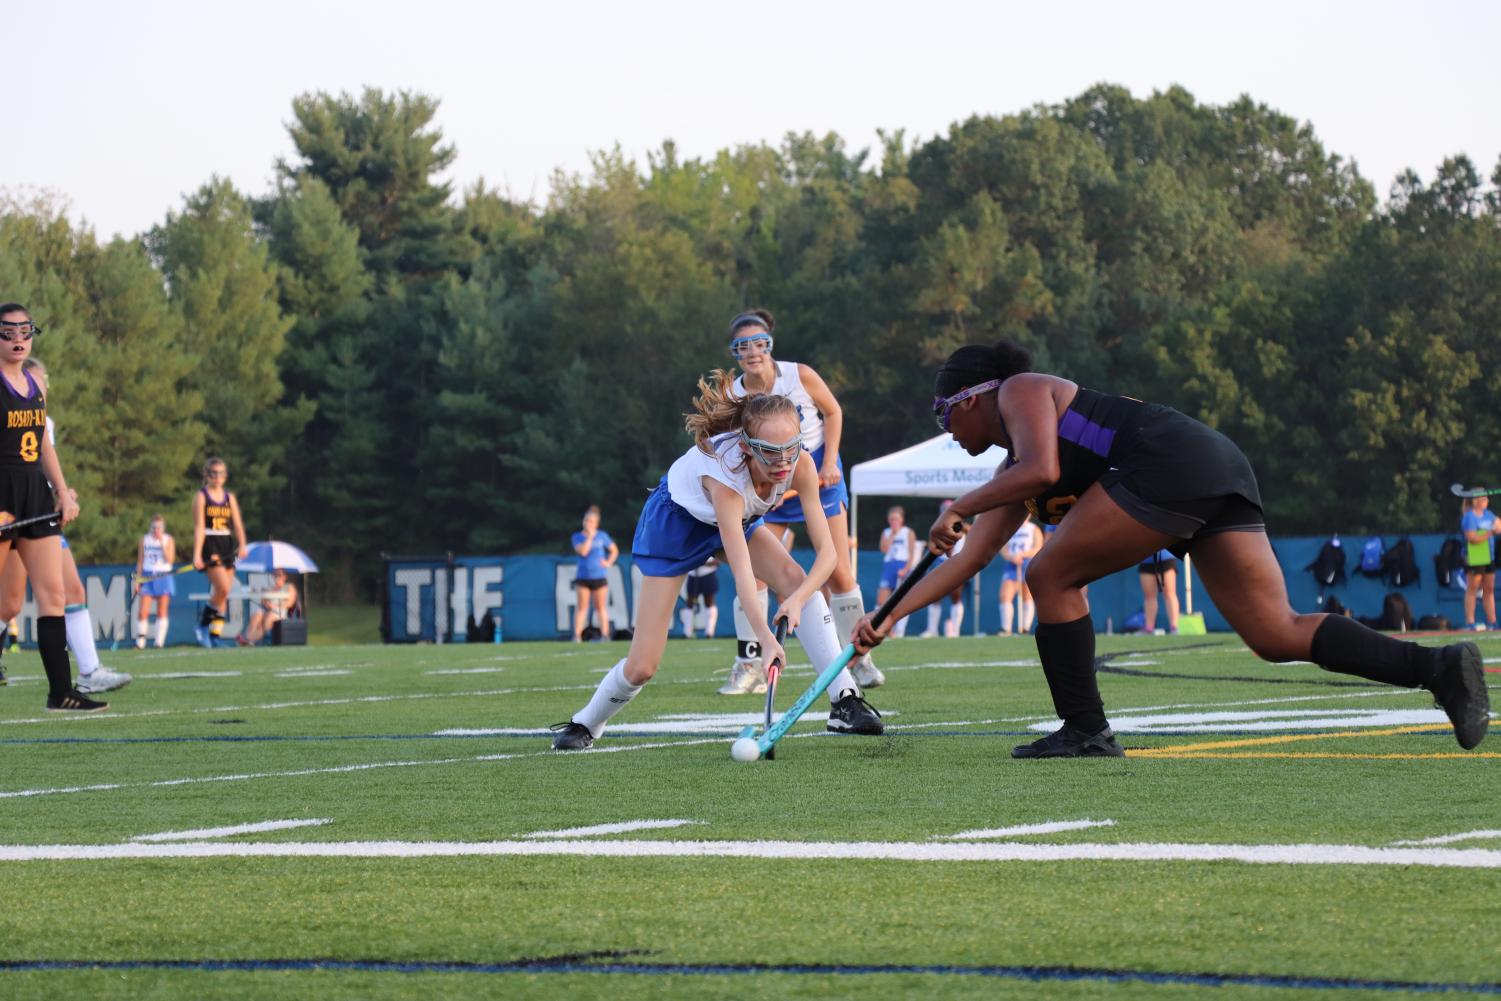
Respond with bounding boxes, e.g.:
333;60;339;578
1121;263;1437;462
493;618;503;644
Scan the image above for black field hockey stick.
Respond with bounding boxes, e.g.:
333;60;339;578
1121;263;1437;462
1451;483;1501;499
738;546;943;760
0;511;62;535
761;616;791;760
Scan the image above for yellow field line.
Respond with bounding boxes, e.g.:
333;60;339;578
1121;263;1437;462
1132;723;1454;757
1128;751;1500;761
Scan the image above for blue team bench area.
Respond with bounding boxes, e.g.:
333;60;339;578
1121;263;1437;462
380;534;1469;643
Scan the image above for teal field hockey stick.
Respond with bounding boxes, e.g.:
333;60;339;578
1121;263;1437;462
744;548;942;760
1451;483;1501;499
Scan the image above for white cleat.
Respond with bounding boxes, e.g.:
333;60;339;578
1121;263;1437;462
717;659;767;695
851;655;886;689
76;666;133;694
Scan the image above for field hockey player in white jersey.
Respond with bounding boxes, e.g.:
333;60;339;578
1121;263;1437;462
135;514;177;648
550;375;883;749
719;309;885;694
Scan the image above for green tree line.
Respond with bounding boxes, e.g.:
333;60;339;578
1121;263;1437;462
3;84;1499;596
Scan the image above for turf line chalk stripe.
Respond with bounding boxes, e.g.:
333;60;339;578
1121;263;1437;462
525;819;702;839
1391;830;1501;847
4;838;1501;868
0;957;1496;993
938;819;1115;841
131;819;331;842
1132;723;1456;756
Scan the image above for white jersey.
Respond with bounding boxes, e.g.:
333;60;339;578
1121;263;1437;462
666;433;790;527
1004;523;1036;560
882;525;915;564
141;533;173;574
732;360;824;452
45;415;55;446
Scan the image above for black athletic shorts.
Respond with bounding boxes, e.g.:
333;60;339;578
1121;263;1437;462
575;577;608;591
1100;405;1266;554
201;535;237;569
0;468;61;540
686;572;719;600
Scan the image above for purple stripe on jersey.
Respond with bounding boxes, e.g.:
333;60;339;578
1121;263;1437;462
1058;409;1115;458
2;370;41;401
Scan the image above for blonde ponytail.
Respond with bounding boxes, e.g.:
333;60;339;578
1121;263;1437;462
684;370;747;455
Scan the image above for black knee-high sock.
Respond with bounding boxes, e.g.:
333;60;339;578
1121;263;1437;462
199;605;216;627
36;615;72;699
1034;614;1108;733
1310;615;1443;688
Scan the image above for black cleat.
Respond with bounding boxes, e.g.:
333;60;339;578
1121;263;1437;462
1012;724;1124;759
0;662;7;686
46;688;109;713
550;721;594;750
1427;642;1489;750
826;690;884;735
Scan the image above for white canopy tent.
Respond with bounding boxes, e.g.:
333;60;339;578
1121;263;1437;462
848;434;1008;636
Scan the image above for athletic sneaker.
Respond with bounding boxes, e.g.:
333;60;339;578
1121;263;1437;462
1472;623;1487;633
549;721;594;750
1427;642;1489;750
194;625;209;647
826;690;884;735
46;689;109;712
1012;724;1125;759
851;656;886;689
717;659;767;695
76;666;132;694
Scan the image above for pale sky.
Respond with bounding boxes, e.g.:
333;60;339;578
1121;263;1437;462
10;0;1500;239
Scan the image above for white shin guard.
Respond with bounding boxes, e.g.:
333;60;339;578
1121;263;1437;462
733;587;768;661
573;659;644;738
793;592;860;702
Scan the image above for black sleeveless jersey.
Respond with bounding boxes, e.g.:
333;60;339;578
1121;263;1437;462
0;371;47;471
202;488;234;535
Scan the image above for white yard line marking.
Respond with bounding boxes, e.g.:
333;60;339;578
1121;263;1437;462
424;667;509;675
132;818;331;842
939;819;1116;841
525;819;703;839
274;670;351;678
138;671;243;679
1390;830;1501;847
2;838;1498;869
0;737;732;800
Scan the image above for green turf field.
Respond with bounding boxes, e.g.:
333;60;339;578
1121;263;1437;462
1;633;1497;1000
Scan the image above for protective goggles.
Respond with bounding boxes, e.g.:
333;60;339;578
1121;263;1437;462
0;320;39;343
932;379;1001;432
729;332;773;359
739;429;804;466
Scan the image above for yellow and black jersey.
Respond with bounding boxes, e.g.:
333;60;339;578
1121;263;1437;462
0;370;47;470
201;488;234;536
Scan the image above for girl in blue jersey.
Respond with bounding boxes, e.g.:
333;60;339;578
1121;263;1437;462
551;374;882;749
721;309;884;692
855;339;1488;755
0;305;93;710
570;505;618;642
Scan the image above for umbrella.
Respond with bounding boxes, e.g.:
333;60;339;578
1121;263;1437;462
239;541;319;574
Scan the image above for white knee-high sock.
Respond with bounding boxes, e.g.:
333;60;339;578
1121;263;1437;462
948;602;965;637
679;606;694;638
1020;600;1036;633
926;604;941;634
1000;602;1015;634
155;616;169;647
792;592;860;702
890;615;908;637
733;588;768;661
65;604;100;674
704;605;719;636
829;587;877;668
573;659;644;738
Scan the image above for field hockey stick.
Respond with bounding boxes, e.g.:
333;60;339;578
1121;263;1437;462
1450;483;1501;499
0;511;62;535
131;564;195;584
760;616;791;760
751;547;942;758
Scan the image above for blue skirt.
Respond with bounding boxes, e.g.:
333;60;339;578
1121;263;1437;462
139;575;176;597
763;444;848;524
632;479;763;577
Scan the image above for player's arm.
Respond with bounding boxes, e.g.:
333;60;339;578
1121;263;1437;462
879;528;892;554
165;534;177;565
798;364;843;485
934;375;1062;548
572;532;592;557
602;539;619;568
1024;523;1043;559
38;432;79;525
228;494;248;555
708;479;778;649
135;537;147;576
192;493;207;568
904;529;920;575
857;504;1029;651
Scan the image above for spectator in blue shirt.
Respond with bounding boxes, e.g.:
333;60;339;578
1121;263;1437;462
571;505;619;642
1461;497;1500;631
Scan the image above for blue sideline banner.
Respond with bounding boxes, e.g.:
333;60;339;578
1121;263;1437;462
384;534;1468;643
13;565;299;649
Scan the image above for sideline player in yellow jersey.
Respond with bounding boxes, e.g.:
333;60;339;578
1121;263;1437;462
192;457;247;647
